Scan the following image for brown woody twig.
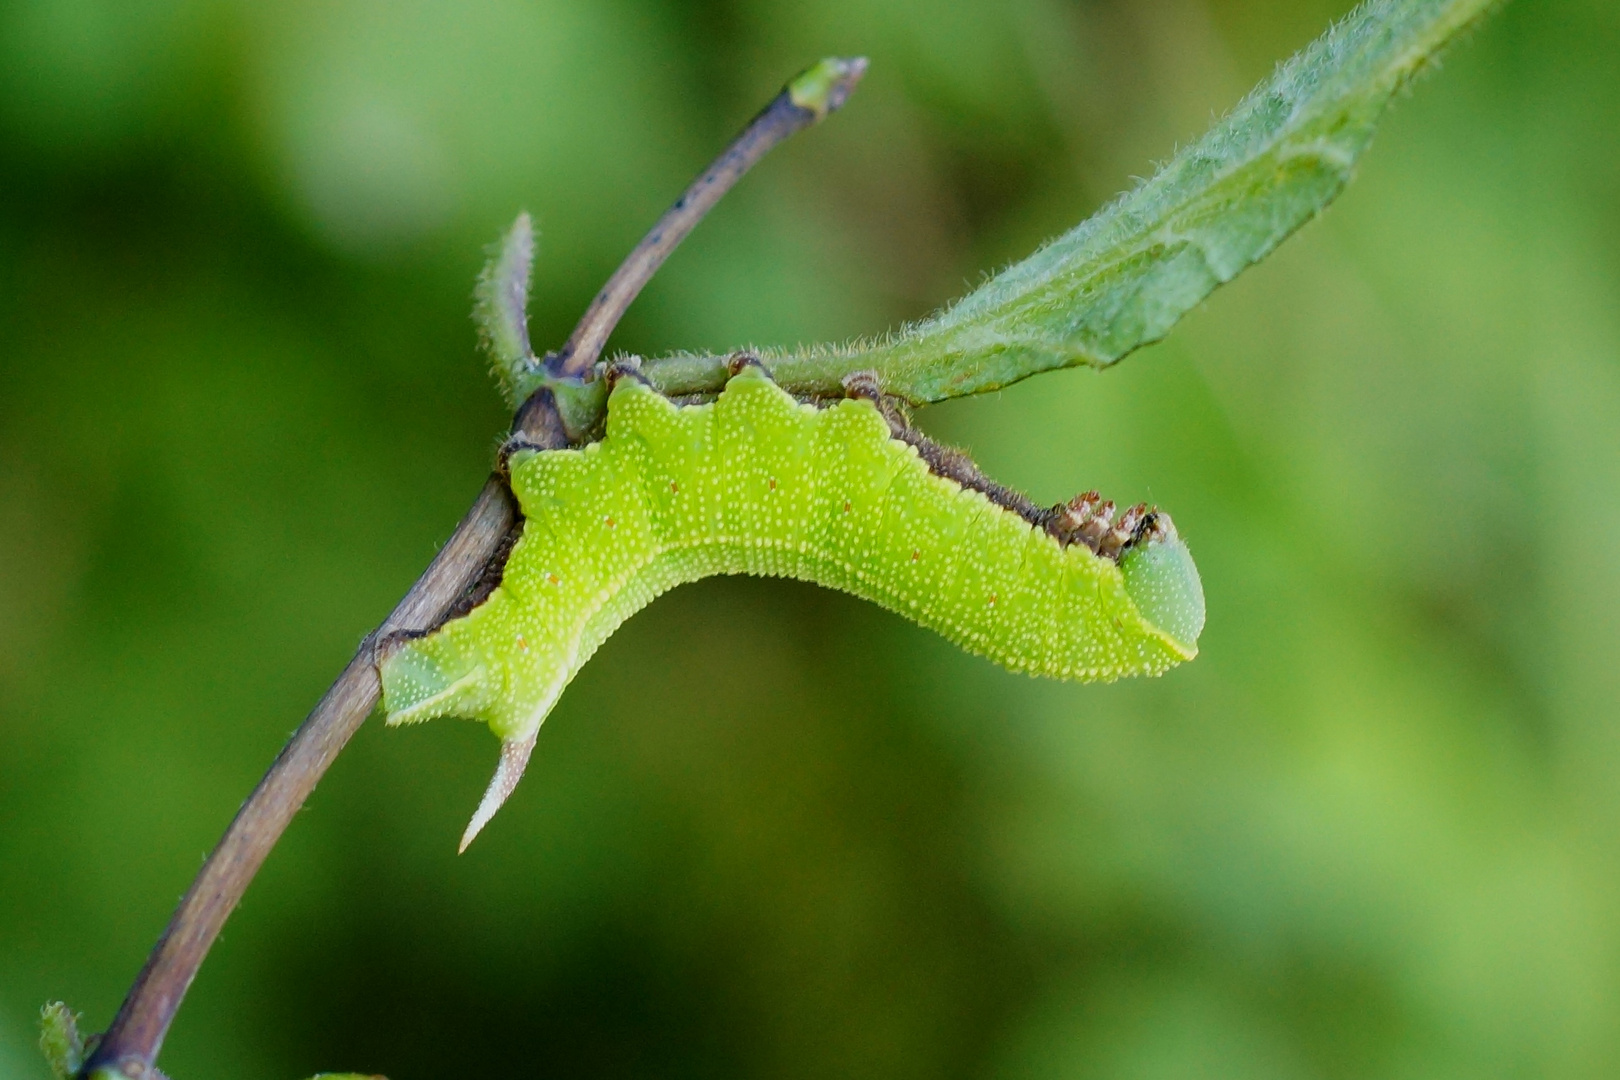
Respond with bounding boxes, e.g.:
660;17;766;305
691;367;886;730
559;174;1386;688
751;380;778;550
81;57;866;1080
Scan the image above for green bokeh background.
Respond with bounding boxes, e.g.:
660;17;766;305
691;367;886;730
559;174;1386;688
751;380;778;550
2;0;1617;1077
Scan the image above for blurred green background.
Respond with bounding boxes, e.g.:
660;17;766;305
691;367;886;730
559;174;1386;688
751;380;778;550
1;0;1617;1077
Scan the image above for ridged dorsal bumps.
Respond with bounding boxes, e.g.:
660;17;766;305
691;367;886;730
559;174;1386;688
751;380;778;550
381;366;1204;847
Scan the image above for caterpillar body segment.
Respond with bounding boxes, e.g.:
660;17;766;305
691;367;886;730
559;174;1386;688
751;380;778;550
381;366;1204;846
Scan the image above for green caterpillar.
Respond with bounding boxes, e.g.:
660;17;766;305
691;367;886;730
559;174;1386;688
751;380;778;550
381;362;1204;848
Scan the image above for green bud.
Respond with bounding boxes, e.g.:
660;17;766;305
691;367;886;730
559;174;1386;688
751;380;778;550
787;57;868;119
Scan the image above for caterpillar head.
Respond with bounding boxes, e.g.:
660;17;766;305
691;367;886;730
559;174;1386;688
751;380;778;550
1118;513;1205;656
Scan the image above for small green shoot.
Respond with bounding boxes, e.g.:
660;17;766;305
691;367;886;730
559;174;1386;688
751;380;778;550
474;211;538;409
39;1003;85;1080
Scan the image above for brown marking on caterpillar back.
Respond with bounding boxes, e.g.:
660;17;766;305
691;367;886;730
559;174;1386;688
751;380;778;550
372;480;529;652
446;503;526;620
603;358;653;388
727;351;774;378
627;365;1169;564
839;370;1164;561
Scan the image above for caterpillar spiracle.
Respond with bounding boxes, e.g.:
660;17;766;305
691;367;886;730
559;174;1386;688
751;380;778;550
381;361;1205;848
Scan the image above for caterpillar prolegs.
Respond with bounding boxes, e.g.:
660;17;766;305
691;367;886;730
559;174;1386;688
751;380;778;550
381;363;1204;848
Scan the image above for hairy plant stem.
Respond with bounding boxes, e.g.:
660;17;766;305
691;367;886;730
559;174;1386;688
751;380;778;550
80;59;866;1079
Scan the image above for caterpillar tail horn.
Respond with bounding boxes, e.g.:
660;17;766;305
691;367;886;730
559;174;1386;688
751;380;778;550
459;735;537;853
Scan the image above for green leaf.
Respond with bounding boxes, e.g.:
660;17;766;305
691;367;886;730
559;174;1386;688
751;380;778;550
38;1003;84;1080
641;0;1501;404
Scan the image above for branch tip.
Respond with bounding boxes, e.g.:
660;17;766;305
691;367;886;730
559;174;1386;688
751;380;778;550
536;56;868;391
787;56;868;118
